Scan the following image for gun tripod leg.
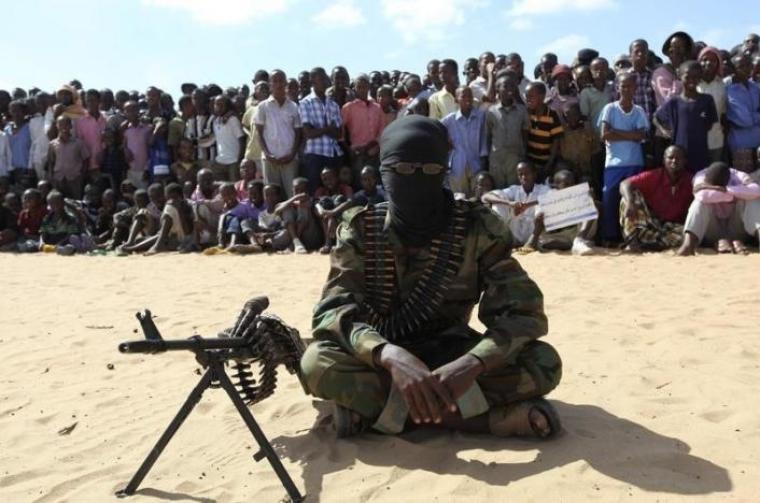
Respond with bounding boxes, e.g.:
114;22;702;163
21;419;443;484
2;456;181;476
215;364;304;503
116;370;213;498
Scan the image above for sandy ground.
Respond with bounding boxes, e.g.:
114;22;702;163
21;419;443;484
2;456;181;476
1;251;758;502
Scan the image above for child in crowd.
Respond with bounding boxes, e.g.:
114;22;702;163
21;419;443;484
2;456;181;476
122;183;195;255
338;165;354;190
378;85;398;128
481;161;551;246
573;65;593;92
351;166;386;206
47;116;90;200
235;159;256;201
473;171;495;201
75;89;106;183
232;183;292;253
269;177;323;253
168;95;194;160
4;191;21;216
598;72;650;241
523;169;597;255
216;182;261;249
117;182;165;254
314;167;353;254
697;47;727;163
441;86;487;197
99;129;127;192
725;54;760;172
40;190;93;255
654;61;718;174
122;101;152;188
108;188;149;249
5;100;34;188
171;137;200;188
546;64;579;120
559;104;598;185
191;168;224;246
525;82;563;182
16;188;46;251
580;57;615;199
486;75;530;188
211;95;245;181
148;117;172;184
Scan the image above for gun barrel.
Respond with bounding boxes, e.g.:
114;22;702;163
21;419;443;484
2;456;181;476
119;336;250;354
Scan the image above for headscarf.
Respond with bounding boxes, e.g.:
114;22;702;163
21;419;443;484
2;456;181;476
698;46;723;77
379;115;452;247
56;84;86;119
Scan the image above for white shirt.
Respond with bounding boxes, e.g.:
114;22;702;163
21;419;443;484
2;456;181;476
488;183;551;244
254;96;302;159
28;114;50;168
697;78;726;150
0;132;11;177
212;115;244;164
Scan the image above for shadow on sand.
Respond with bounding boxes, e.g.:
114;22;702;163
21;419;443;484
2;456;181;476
272;400;732;501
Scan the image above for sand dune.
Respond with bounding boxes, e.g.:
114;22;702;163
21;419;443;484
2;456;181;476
1;252;757;502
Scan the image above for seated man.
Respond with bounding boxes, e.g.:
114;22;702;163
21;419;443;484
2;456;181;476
272;177;323;254
523;170;597;255
191;168;224;248
619;145;694;251
122;183;195;255
109;189;149;249
116;183;165;254
481;161;551;248
314;167;353;254
300;116;562;439
677;161;760;255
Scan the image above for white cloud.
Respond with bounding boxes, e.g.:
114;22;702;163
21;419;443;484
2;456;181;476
142;0;291;26
506;0;615;17
509;18;534;31
537;34;591;63
312;0;366;29
381;0;488;44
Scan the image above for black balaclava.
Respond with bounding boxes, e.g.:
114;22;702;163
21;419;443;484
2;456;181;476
379;115;453;247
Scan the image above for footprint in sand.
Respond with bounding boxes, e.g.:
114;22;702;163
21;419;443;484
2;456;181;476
700;409;733;423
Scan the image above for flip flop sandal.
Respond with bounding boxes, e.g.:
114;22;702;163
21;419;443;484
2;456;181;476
489;398;562;439
332;402;365;438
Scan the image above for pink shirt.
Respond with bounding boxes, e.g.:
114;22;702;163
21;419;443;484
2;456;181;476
75;112;106;170
651;65;683;108
693;167;760;218
123;123;152;173
341;99;384;149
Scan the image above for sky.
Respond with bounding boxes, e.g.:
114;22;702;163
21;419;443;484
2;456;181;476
3;0;759;95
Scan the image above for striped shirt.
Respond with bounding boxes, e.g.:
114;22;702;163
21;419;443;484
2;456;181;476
298;92;343;157
527;108;563;167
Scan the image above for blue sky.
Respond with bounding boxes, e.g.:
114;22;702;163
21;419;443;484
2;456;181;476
4;0;758;95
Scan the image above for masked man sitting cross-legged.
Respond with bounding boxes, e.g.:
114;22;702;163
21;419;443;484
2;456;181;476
300;116;562;438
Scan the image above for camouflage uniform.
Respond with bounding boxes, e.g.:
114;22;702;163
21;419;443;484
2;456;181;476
300;200;562;433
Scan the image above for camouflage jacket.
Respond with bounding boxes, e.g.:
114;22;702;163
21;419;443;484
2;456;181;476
311;200;548;371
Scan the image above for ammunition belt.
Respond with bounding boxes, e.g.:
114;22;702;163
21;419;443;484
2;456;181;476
363;203;468;342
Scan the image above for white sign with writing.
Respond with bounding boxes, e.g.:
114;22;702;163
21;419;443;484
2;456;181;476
537;183;598;232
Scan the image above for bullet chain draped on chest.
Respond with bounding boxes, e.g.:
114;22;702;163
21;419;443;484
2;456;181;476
362;203;469;341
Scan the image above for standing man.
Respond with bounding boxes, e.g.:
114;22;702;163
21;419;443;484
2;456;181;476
255;70;303;198
299;67;343;194
428;59;459;120
300;116;562;439
342;74;384;181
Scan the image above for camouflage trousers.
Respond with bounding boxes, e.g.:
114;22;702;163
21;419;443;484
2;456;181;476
300;329;562;434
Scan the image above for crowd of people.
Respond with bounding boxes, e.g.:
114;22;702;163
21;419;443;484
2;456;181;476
1;30;760;257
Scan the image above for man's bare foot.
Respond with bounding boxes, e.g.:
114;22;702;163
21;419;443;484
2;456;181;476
717;238;733;254
488;398;561;438
732;240;749;255
676;232;698;256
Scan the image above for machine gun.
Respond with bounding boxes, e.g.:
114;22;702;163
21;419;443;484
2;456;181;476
115;296;305;502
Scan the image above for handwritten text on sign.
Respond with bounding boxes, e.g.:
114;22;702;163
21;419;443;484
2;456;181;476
537;183;598;232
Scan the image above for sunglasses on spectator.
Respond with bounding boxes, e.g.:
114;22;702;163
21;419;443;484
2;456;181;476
388;162;446;175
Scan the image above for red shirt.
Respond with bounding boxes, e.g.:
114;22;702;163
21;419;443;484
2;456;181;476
17;206;47;236
341;99;384;148
628;167;693;223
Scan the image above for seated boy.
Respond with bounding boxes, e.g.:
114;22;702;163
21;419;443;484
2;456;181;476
216;182;261;249
473;171;495;201
39;190;93;255
351;166;386;206
121;183;195;255
117;182;165;253
230;183;292;254
234;159;257;201
523;170;597;255
16;188;46;251
269;177;323;254
191;168;224;247
314;166;353;254
109;189;149;249
481;161;551;246
171;137;201;188
677;161;760;255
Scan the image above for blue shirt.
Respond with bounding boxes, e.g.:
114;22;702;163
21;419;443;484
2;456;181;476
726;79;760;151
298;92;343;157
598;101;649;167
654;93;718;174
441;108;488;178
4;122;31;170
